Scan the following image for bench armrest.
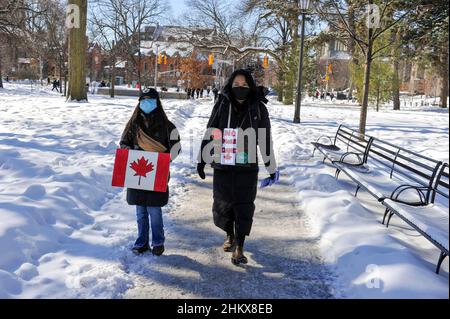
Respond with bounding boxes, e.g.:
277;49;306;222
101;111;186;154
314;135;334;146
332;152;363;166
390;184;430;206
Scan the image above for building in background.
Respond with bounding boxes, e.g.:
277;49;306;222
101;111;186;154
316;38;351;92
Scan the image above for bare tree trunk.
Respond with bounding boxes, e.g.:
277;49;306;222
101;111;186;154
64;64;67;96
111;64;115;98
376;81;380;112
0;59;3;88
359;36;373;135
109;62;116;97
347;3;356;101
59;55;63;95
392;58;400;110
439;52;448;108
277;69;284;102
392;28;401;110
67;0;88;101
110;40;116;98
439;75;448;108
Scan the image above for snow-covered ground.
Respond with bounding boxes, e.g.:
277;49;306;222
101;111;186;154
0;83;448;298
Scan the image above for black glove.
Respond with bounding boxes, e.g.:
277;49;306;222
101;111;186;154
197;163;206;180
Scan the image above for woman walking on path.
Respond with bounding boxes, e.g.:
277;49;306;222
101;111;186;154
197;69;278;265
119;88;181;256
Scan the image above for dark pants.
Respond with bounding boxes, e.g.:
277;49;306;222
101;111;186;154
212;169;258;243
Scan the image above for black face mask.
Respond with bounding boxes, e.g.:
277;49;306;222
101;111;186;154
232;86;250;101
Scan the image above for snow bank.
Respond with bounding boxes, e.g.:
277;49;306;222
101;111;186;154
0;83;199;298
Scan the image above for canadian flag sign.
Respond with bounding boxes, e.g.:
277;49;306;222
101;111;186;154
111;149;170;192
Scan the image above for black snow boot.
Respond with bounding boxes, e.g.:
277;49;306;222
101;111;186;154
132;245;150;255
231;245;248;265
152;245;165;256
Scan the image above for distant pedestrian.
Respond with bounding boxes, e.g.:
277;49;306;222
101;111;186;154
191;88;195;99
200;88;204;98
212;86;219;102
207;87;211;97
196;88;200;99
52;79;59;92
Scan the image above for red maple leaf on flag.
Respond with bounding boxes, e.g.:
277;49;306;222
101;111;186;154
130;156;154;185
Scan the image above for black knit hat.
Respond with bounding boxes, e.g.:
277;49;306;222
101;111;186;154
139;87;159;101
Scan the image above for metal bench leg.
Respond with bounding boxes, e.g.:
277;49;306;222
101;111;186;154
354;185;360;197
382;208;389;225
312;148;316;157
335;169;341;179
386;212;395;228
436;252;447;274
322;156;327;163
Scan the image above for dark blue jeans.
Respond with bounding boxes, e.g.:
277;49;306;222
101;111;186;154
133;206;165;249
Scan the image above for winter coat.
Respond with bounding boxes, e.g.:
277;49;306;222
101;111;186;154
212;169;258;236
120;105;180;207
200;69;277;237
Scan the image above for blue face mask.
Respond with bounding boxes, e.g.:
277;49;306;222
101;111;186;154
139;99;157;114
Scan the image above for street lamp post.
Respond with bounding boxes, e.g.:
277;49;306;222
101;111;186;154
294;0;312;123
152;25;164;89
154;44;159;89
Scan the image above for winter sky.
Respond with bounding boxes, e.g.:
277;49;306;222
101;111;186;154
169;0;239;19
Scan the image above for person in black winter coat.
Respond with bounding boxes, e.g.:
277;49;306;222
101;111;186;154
197;69;277;265
212;86;219;102
120;88;181;256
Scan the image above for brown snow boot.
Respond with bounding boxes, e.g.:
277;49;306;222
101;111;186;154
223;233;235;252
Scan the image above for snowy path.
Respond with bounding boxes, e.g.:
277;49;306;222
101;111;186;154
123;170;333;298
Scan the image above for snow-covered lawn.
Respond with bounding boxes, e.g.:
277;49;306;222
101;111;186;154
0;83;448;298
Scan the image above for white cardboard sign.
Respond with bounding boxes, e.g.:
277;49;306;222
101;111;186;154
220;128;238;165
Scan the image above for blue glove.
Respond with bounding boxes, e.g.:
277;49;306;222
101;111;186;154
260;170;280;188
